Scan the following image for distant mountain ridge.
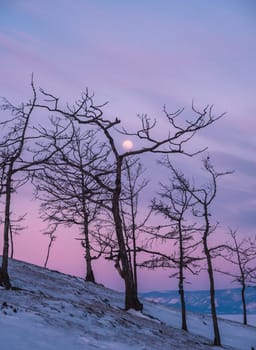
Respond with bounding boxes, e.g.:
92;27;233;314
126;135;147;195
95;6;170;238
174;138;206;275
141;288;256;315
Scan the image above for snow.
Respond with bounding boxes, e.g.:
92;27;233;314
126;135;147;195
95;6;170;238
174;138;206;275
145;302;256;350
220;314;256;325
0;259;255;350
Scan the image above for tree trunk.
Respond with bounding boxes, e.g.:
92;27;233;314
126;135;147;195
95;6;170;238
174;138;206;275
202;202;221;346
179;281;187;331
0;165;12;289
44;236;54;268
113;157;142;311
9;225;14;259
179;222;187;331
204;239;221;346
84;222;95;283
81;189;96;283
113;196;142;310
241;283;247;325
208;260;221;346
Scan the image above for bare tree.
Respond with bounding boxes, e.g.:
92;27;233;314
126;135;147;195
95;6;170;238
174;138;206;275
118;157;152;294
169;156;232;346
34;86;224;310
144;160;201;331
0;82;38;288
0;79;70;288
43;223;57;268
32;119;107;283
9;213;27;259
218;229;256;325
0;211;26;260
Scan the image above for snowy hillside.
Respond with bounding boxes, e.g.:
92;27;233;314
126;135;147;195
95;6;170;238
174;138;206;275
0;259;255;350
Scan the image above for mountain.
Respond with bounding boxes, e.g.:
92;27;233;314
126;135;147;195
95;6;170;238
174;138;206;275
0;258;255;350
141;288;256;315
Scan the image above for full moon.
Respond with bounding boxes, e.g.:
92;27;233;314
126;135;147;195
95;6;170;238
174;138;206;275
122;139;134;150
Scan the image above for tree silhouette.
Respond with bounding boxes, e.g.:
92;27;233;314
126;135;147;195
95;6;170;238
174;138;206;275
169;157;232;346
34;86;225;310
118;157;152;294
0;81;37;287
218;229;256;325
144;157;201;331
0;79;72;288
33;119;107;282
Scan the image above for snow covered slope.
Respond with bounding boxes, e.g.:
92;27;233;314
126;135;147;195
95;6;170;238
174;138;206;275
0;259;255;350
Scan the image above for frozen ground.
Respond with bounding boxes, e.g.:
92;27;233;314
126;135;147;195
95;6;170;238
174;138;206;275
219;314;256;325
0;259;255;350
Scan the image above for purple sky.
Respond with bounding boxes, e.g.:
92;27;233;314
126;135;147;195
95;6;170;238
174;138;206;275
0;1;255;291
